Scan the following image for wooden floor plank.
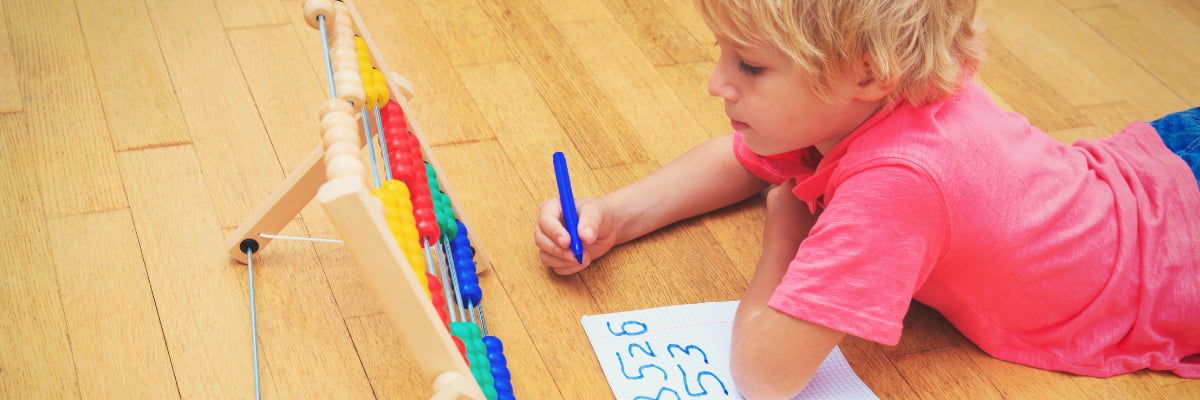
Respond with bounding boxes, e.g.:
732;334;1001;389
597;0;714;66
1057;0;1116;10
839;336;920;400
0;114;43;239
76;0;190;151
1164;378;1200;400
976;34;1090;132
581;162;746;312
1077;0;1200;105
536;0;612;23
143;0;286;229
476;0;649;169
0;115;75;396
456;61;592;201
281;2;334;100
1071;371;1174;400
1163;0;1200;26
892;345;1005;400
5;0;126;217
657;0;717;50
964;347;1092;399
1075;101;1153;138
48;210;180;399
347;0;497;145
342;314;426;399
239;223;377;399
214;0;289;29
118;145;267;399
558;18;713;164
0;234;79;399
227;24;327;174
975;79;1015;112
694;195;766;283
977;0;1189;120
656;61;728;137
123;142;375;398
410;0;512;67
0;3;22;113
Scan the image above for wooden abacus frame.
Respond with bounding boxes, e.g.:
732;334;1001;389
222;1;492;399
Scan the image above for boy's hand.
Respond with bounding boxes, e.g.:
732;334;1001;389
534;197;618;275
761;180;812;255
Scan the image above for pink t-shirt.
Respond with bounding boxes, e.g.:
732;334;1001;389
734;82;1200;378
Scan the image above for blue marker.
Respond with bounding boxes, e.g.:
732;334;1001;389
553;152;584;264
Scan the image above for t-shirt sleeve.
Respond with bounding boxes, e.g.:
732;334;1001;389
732;131;788;185
767;162;949;345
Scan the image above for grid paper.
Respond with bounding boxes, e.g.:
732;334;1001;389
581;301;878;400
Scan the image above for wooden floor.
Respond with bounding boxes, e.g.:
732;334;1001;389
2;0;1198;399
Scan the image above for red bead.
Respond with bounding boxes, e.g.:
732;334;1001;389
426;273;449;324
453;336;468;365
390;166;412;184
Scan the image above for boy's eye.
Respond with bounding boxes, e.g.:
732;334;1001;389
738;61;765;76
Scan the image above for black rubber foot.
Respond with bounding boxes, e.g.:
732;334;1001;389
239;238;260;254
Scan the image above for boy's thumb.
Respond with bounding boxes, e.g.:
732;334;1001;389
578;226;595;243
577;204;603;243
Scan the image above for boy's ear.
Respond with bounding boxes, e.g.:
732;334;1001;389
852;59;897;102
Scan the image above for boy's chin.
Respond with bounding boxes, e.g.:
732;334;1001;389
743;136;794;157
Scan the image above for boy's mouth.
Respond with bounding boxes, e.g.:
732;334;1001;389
730;119;749;132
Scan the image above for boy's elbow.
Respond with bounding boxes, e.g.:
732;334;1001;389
724;343;811;396
730;359;811;400
729;308;845;400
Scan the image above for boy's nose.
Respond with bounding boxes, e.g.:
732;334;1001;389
707;70;737;102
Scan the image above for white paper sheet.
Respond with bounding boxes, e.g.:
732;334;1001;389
581;301;879;400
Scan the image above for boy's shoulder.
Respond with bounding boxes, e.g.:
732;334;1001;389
841;83;1033;165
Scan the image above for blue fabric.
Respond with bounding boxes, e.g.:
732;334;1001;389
1149;107;1200;182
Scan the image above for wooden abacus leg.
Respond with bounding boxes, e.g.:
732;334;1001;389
223;146;325;264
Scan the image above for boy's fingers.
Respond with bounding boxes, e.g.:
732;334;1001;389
534;227;570;253
550;264;586;275
535;199;568;243
539;250;587;273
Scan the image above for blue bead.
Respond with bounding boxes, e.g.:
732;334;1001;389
483;336;504;351
493;382;514;398
491;366;511;381
462;285;481;304
487;352;507;367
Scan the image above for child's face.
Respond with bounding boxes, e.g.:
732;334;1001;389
708;37;882;156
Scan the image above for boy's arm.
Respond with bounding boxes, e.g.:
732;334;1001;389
536;133;769;273
731;182;844;400
603;133;770;245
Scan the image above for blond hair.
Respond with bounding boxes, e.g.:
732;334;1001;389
696;0;984;106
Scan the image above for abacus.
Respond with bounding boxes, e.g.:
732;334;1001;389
222;1;513;399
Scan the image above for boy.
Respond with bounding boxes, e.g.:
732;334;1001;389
535;1;1200;398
